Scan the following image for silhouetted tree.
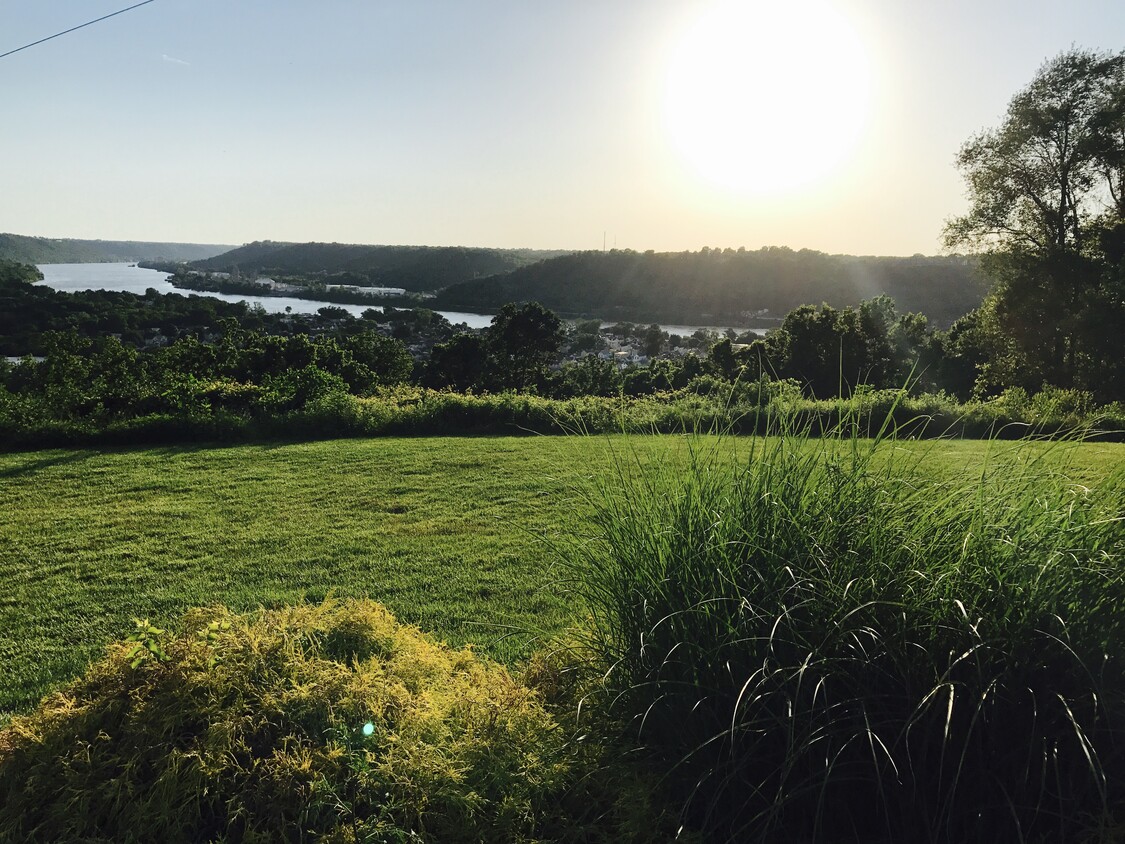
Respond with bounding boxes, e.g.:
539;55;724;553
945;48;1125;400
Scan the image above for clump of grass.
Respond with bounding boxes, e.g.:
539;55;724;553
572;425;1125;842
0;599;633;843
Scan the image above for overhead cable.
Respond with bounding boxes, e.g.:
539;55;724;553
0;0;159;61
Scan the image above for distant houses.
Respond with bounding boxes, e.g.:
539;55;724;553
324;283;407;297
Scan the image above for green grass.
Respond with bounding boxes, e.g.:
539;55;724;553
572;431;1125;840
1;435;1122;725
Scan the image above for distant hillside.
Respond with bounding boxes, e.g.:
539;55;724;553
0;233;234;265
431;248;988;328
192;241;573;292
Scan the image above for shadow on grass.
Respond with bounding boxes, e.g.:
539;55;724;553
0;450;94;479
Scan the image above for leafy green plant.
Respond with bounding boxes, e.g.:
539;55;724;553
124;617;169;668
196;617;231;668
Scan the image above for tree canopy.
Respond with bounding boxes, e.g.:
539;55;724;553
945;48;1125;401
946;50;1125;254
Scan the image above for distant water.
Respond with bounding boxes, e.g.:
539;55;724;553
34;264;765;335
35;263;493;327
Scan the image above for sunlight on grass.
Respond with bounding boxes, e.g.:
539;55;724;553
0;435;1121;723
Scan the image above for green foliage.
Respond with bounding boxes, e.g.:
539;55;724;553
0;277;283;356
550;355;622;398
945;49;1124;254
485;302;565;389
0;324;414;443
423;333;489;391
748;296;934;397
571;428;1125;841
424;303;564;392
197;618;232;668
946;48;1125;402
3;376;1124;451
124;618;170;667
0;260;42;287
567;319;606;355
0;600;615;842
261;365;350;413
340;331;414;389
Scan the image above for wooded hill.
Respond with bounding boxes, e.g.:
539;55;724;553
0;233;233;265
191;241;572;291
432;248;987;327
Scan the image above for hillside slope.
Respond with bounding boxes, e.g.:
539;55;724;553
0;233;233;264
192;241;573;291
432;248;988;327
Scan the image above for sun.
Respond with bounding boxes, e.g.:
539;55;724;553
663;0;873;197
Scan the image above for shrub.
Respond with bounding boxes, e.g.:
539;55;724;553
261;365;350;413
2;383;1122;452
0;600;610;843
198;377;263;415
571;429;1125;842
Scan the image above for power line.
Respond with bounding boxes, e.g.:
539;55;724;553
0;0;159;61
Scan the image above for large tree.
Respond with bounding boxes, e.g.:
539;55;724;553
484;302;565;389
945;48;1125;400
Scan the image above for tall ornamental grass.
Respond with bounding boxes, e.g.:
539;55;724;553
573;426;1125;842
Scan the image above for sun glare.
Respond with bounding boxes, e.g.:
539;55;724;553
663;0;873;198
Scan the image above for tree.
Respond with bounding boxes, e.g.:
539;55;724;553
552;355;622;398
945;48;1125;400
569;319;605;354
424;333;489;391
749;298;922;397
484;302;564;389
338;332;413;387
641;323;666;358
946;50;1124;253
706;337;742;382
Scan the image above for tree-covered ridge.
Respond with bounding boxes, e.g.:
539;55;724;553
189;241;573;291
431;248;988;327
0;233;233;265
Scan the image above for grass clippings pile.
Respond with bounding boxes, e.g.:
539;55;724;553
0;599;619;843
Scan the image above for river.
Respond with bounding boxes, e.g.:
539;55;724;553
36;263;495;328
35;263;764;336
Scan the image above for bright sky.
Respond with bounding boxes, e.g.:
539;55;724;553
2;0;1123;255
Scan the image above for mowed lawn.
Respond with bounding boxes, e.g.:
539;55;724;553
2;434;1122;720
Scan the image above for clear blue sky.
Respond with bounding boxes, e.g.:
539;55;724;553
2;0;1123;254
